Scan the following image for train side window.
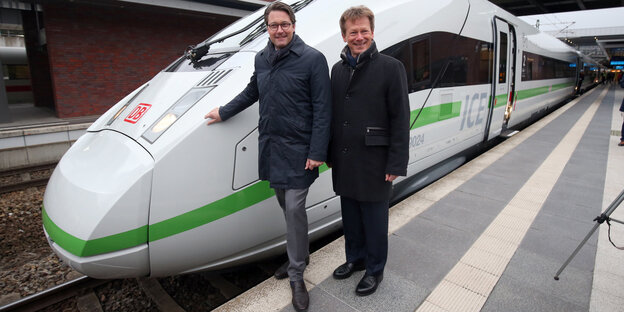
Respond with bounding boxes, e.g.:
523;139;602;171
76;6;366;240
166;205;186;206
436;34;490;87
526;59;533;80
411;38;430;86
479;43;493;84
521;51;575;81
522;53;533;80
383;32;492;90
385;41;412;88
499;32;507;83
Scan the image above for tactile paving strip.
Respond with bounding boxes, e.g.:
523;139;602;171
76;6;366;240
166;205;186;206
416;88;607;312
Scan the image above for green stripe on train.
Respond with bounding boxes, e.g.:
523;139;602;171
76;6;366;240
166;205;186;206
152;162;327;241
42;206;147;257
43;82;575;257
42;165;331;257
516;82;574;101
410;101;461;130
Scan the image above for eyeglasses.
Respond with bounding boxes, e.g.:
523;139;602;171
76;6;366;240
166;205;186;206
267;22;292;31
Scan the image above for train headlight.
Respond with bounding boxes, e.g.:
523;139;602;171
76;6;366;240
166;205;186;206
142;86;214;143
151;113;178;133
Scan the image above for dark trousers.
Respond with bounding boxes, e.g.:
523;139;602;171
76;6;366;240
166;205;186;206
340;196;389;276
621;116;624;141
621;106;624;141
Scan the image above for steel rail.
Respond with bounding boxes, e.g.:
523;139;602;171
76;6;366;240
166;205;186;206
0;177;50;194
0;276;109;312
0;162;57;179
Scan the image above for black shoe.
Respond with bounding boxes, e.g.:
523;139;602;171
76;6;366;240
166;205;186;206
290;280;309;311
274;257;310;280
332;261;366;280
355;273;383;296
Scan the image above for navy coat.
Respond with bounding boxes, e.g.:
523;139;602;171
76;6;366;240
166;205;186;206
328;42;410;202
219;35;331;189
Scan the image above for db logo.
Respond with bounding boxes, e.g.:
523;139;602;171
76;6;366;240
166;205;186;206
124;103;152;124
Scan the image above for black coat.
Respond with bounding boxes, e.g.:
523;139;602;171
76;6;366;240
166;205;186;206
328;42;410;202
219;35;331;189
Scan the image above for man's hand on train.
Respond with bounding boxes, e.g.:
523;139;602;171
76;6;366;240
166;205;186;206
204;107;222;125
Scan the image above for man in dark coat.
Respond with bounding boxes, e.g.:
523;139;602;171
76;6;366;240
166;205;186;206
327;6;409;296
204;2;331;311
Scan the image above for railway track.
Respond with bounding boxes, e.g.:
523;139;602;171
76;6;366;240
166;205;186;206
0;233;338;311
0;163;56;194
0;267;270;311
0;159;341;311
0;276;107;312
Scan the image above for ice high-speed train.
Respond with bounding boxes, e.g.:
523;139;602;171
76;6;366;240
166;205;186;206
42;0;597;278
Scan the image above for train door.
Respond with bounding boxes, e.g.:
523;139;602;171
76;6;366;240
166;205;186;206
485;18;516;140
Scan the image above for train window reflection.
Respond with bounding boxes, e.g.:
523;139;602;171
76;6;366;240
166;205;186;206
499;32;507;83
412;39;430;84
521;51;575;81
383;32;493;92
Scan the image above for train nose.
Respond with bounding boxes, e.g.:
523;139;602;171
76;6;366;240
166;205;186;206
42;130;153;279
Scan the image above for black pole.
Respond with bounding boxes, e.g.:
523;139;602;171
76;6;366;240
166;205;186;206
554;188;624;280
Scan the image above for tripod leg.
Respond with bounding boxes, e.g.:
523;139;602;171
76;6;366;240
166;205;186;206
554;223;600;280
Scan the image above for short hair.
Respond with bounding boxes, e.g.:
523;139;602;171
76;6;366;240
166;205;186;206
339;6;375;35
264;2;296;25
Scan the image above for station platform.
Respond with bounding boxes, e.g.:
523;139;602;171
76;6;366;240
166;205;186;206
0;103;97;169
216;85;624;312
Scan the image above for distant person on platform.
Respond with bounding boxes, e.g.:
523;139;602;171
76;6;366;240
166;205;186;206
204;2;331;311
327;6;409;296
619;74;624;147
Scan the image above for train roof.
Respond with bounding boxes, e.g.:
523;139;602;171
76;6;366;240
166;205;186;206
191;0;583;66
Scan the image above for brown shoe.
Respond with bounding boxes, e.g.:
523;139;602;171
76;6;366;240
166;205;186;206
619;140;624;146
290;280;309;311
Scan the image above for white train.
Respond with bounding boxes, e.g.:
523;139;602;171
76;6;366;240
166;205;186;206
43;0;597;278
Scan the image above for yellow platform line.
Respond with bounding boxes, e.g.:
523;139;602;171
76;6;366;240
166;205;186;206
589;87;624;311
416;87;608;312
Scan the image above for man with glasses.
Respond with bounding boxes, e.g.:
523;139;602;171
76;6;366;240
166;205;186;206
204;2;331;311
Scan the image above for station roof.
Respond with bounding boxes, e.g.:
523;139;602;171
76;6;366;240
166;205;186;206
516;3;624;67
549;27;624;66
489;0;624;16
18;0;624;66
18;0;267;17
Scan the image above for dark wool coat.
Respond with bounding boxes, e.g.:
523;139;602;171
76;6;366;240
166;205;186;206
219;35;331;189
328;42;410;202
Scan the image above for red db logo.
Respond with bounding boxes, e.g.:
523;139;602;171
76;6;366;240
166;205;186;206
124;103;152;124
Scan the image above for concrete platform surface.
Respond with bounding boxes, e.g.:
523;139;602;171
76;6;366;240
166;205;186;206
216;85;624;312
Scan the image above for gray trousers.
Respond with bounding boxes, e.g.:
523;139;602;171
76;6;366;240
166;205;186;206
274;188;309;281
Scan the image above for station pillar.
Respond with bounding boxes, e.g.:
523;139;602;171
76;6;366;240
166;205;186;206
0;58;11;123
